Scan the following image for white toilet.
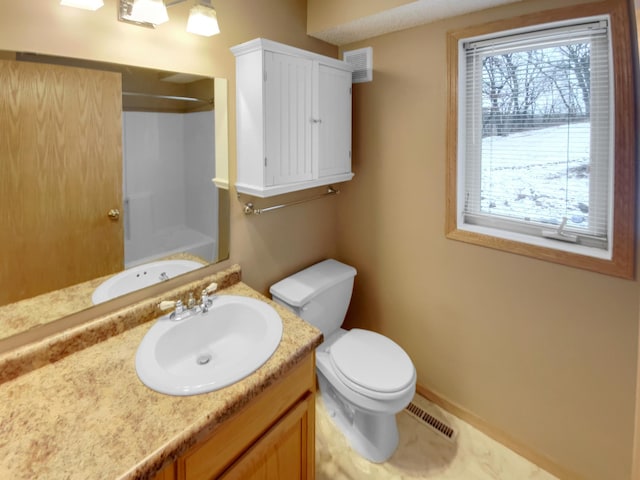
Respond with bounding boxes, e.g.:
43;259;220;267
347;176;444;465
270;259;416;463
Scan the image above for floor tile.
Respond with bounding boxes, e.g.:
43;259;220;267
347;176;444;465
316;393;559;480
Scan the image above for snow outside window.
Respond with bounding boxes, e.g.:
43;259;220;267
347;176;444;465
457;18;613;259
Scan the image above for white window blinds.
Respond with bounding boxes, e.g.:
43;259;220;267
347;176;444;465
459;18;613;253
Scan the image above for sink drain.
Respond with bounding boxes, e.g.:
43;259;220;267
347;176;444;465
196;353;212;365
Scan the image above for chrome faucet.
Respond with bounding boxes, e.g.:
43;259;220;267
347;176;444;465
159;272;169;281
158;299;189;321
159;298;197;321
200;290;212;313
158;282;218;320
199;282;218;312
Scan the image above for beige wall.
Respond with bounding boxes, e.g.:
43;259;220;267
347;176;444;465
336;0;639;479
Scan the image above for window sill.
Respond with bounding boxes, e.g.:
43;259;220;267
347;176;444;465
446;226;633;279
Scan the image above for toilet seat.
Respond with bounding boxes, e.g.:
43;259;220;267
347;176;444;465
329;329;415;400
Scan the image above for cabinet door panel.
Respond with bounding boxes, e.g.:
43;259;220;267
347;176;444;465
179;355;315;480
317;64;352;178
153;462;176;480
264;52;313;186
219;395;313;480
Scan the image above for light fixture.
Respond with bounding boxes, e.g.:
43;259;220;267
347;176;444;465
117;0;220;35
186;1;220;37
129;0;169;25
60;0;104;10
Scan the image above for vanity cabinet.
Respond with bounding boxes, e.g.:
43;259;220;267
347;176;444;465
232;38;354;197
153;352;316;480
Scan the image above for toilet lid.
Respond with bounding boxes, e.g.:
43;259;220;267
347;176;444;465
329;329;415;394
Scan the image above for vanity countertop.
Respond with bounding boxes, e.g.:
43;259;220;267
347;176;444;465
0;281;322;479
0;252;208;340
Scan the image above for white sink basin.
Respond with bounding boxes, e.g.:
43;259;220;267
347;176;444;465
135;295;283;396
92;260;202;304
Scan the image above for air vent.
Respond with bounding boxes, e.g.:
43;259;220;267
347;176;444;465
343;47;373;83
405;402;457;441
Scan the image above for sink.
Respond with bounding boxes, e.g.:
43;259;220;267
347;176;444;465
92;259;202;304
135;295;283;396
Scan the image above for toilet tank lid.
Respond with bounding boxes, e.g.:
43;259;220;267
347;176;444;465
269;259;357;308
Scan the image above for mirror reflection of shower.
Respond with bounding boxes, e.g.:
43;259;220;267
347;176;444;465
122;104;217;268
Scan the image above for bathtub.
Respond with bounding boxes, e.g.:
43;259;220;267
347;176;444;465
125;226;216;269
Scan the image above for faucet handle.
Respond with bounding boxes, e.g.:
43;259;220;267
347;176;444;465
158;299;188;321
158;299;184;313
158;300;177;311
199;288;214;312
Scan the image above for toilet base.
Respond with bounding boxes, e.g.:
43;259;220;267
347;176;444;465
318;372;399;463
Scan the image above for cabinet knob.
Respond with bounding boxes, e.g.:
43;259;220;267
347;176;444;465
311;118;322;124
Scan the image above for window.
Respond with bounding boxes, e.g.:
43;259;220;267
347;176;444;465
446;2;636;278
464;20;612;252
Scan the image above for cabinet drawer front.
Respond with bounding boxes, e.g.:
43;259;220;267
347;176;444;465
180;354;315;480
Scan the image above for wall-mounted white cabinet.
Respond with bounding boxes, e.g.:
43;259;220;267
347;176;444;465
231;38;354;198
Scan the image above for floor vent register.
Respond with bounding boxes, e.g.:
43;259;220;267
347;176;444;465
405;401;457;441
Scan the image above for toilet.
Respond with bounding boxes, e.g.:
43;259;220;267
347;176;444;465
270;259;416;463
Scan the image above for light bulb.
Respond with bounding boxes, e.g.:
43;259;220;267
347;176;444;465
130;0;169;25
187;4;220;37
60;0;104;10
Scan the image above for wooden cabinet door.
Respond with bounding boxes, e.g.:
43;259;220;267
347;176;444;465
153;462;176;480
263;51;314;187
219;394;314;480
0;59;123;304
178;354;315;480
316;63;352;179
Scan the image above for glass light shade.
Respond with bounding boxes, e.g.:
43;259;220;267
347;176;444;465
186;5;220;37
130;0;169;25
60;0;104;10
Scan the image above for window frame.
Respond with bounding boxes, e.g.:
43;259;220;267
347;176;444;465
462;18;613;255
445;0;636;279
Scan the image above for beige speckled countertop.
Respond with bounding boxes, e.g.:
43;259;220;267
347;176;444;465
0;280;322;479
0;252;208;341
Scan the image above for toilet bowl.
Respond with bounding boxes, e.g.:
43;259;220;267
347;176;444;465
270;259;416;462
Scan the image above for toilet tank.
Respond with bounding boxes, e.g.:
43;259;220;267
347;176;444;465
270;259;357;338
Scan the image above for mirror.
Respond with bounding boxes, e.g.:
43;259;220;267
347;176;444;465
0;51;229;341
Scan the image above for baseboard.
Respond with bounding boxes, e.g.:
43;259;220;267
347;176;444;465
415;384;582;480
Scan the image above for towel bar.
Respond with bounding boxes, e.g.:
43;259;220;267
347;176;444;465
242;186;339;215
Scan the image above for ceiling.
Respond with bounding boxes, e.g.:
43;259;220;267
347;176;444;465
310;0;526;45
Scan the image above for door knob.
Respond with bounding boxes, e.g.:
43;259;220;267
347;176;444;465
108;209;120;220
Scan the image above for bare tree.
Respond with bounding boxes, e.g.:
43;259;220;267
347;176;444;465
559;43;591;115
481;42;591;137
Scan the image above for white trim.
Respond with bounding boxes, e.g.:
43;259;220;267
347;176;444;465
458;14;609;47
459;222;612;260
212;177;229;190
231;38;354;72
235;172;354;198
466;20;607;51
